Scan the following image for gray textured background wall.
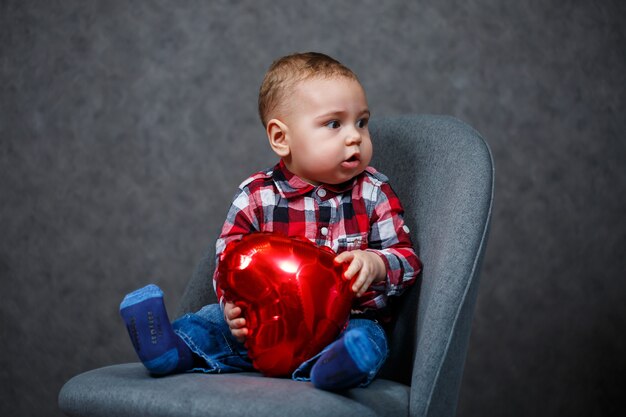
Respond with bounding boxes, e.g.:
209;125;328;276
2;1;624;416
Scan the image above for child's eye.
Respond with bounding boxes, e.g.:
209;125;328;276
325;120;341;129
357;118;369;128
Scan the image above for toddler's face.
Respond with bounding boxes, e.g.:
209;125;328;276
281;76;372;185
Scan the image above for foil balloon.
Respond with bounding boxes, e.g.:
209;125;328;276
216;232;354;377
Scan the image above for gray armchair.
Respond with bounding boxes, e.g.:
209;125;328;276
59;115;494;417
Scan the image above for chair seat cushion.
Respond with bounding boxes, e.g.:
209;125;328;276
59;363;409;417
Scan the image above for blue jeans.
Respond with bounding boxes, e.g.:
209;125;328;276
172;304;388;386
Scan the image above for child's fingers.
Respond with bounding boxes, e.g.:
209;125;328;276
345;258;363;280
232;328;247;337
352;265;376;296
336;252;362;280
352;273;367;295
225;305;241;320
334;251;354;265
231;327;248;343
229;317;247;329
224;302;248;343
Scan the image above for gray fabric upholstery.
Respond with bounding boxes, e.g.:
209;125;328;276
59;364;409;417
59;115;494;417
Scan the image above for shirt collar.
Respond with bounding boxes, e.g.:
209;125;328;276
273;159;358;199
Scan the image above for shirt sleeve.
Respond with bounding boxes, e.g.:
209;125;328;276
365;181;422;297
212;186;261;306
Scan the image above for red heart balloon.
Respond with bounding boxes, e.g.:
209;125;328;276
216;232;354;377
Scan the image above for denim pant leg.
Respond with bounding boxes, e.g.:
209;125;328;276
292;318;389;386
172;304;254;373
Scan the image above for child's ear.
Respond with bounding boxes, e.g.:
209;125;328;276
266;118;290;158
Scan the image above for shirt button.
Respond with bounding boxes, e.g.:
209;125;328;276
320;227;329;236
403;225;411;233
317;188;327;198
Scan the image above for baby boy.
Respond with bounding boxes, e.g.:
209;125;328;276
120;52;421;390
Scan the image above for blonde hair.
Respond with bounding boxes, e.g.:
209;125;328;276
258;52;359;127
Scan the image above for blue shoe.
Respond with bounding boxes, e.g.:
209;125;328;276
310;328;378;390
120;284;192;375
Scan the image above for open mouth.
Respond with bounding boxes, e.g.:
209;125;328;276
341;154;361;169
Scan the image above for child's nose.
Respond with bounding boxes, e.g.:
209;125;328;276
345;127;362;145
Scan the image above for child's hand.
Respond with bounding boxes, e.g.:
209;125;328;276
224;301;248;343
334;250;387;297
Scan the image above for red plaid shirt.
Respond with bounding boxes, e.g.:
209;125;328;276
214;160;421;319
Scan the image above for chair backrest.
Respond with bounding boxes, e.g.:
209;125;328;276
177;115;494;398
368;115;494;387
